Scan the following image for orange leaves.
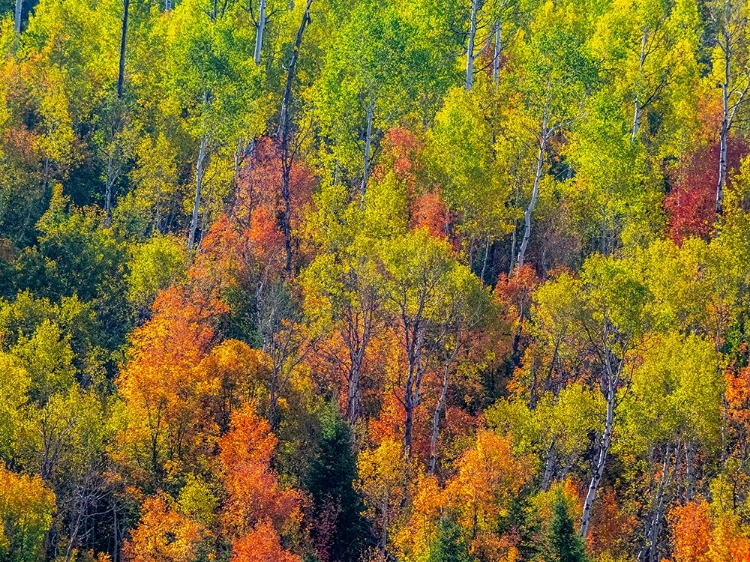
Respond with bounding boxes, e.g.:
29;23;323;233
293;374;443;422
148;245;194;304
726;367;750;428
443;430;535;560
116;283;272;484
669;500;714;562
247;205;285;264
123;495;211;562
230;520;301;562
494;264;541;324
668;498;750;562
115;287;219;481
445;431;534;525
124;404;303;562
219;404;303;539
411;191;450;240
376;127;424;184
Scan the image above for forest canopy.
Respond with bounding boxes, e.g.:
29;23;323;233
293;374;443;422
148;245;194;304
1;0;750;560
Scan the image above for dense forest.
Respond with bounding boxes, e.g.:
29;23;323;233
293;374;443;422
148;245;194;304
1;0;750;560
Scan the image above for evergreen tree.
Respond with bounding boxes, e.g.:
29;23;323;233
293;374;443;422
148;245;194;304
304;408;369;562
546;490;588;562
428;515;472;562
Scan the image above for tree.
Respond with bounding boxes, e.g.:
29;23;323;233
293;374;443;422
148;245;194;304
304;409;368;562
546;488;588;562
123;494;212;562
427;516;472;562
708;0;750;214
0;465;56;562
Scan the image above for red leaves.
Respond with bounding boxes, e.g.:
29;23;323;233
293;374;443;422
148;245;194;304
411;190;450;240
376;127;424;183
665;139;748;244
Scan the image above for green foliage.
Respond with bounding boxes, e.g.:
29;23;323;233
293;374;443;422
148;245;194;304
428;515;472;562
545;489;588;562
304;408;368;562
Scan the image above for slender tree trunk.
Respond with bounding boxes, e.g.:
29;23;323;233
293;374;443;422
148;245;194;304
117;0;130;99
188;134;208;249
277;0;313;274
631;29;648;140
465;0;479;90
429;338;460;474
403;325;425;457
717;29;730;215
14;0;22;34
360;96;375;205
541;440;557;490
580;377;616;539
347;361;362;426
517;115;548;269
346;319;369;426
403;364;416;457
639;446;671;562
480;235;490;283
254;0;267;65
492;21;502;85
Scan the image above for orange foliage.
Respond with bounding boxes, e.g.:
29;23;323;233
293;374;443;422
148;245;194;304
247;205;285;264
494;264;541;323
233;136;314;249
231;520;301;562
587;486;635;556
219;404;303;539
669;500;713;562
412;191;449;240
123;495;210;562
115;287;219;481
444;430;534;559
375;127;424;184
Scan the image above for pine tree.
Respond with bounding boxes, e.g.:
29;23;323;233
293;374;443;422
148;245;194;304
304;408;369;562
547;490;588;562
428;515;472;562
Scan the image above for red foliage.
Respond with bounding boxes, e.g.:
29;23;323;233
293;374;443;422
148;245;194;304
377;127;423;181
247;205;285;265
665;138;748;243
233;137;315;239
411;190;449;240
494;264;541;322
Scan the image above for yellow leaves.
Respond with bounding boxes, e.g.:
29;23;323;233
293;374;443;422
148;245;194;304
445;431;535;530
357;437;412;516
0;464;56;561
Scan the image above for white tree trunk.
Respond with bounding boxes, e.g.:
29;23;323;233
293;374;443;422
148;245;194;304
580;377;616;539
188;134;208;249
254;0;267;65
516;116;548;269
631;30;648;140
361;97;375;205
465;0;479;90
492;22;502;85
14;0;22;34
